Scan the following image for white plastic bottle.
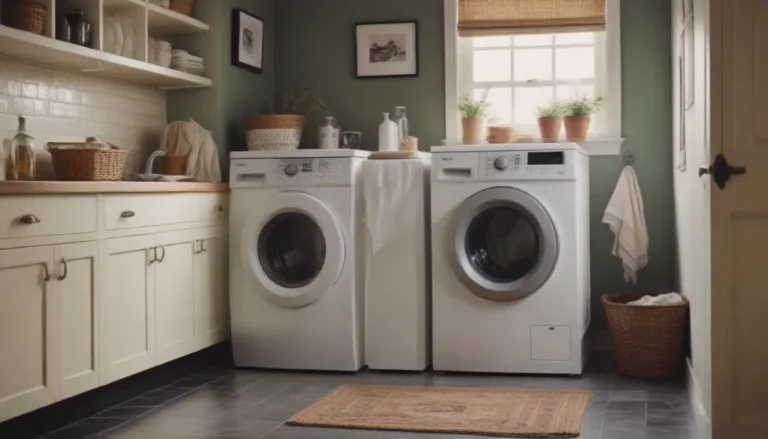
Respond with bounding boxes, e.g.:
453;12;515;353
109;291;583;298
378;112;398;152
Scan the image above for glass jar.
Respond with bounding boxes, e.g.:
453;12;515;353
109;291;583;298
10;116;36;181
318;116;340;149
394;106;409;142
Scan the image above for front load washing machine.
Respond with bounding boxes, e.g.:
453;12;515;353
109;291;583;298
431;144;590;375
229;149;369;371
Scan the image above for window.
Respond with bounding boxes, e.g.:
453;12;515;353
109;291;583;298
459;31;607;137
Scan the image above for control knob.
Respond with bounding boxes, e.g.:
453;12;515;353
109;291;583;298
494;156;510;171
284;163;299;177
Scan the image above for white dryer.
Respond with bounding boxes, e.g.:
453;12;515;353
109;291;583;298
229;149;369;371
431;144;590;375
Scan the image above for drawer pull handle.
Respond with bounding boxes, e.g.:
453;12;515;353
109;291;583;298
43;262;53;282
157;245;166;263
120;211;135;219
201;240;207;253
18;214;41;225
57;259;68;281
148;247;157;264
193;240;203;254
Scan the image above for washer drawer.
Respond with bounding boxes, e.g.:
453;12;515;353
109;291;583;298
104;194;198;230
0;195;98;239
531;325;571;361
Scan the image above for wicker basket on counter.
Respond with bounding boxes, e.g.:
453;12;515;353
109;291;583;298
602;292;689;378
169;0;194;16
48;145;128;181
2;0;47;35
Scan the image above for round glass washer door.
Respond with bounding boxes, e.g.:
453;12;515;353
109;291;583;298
240;192;345;308
450;187;558;301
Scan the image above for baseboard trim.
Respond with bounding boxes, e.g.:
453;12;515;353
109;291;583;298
686;358;712;439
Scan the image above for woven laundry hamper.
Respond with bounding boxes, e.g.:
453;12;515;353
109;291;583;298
603;292;689;378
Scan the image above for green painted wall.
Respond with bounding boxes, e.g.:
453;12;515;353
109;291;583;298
167;0;274;178
274;0;445;150
275;0;674;327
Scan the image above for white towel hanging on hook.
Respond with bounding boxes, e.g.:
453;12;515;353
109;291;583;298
602;152;648;284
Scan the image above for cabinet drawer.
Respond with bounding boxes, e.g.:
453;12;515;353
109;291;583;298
105;194;198;230
0;196;98;239
199;194;228;224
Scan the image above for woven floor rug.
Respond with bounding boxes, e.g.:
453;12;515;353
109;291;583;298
288;385;591;437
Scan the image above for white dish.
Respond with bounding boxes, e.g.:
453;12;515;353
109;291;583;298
103;16;115;54
116;15;135;59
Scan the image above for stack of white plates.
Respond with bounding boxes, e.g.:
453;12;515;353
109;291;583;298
171;50;205;76
149;37;172;68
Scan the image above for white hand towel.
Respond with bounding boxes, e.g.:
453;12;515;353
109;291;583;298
602;165;648;284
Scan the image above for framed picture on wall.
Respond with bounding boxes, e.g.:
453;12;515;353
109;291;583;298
232;9;264;74
355;21;419;79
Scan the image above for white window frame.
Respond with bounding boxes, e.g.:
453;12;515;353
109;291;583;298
444;0;624;155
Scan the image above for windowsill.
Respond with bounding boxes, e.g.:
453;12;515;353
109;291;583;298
576;137;625;156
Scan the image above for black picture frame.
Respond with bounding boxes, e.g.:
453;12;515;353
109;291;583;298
231;8;264;74
354;21;419;79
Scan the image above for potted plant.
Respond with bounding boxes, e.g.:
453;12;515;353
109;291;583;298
536;101;566;143
458;91;490;145
244;84;326;151
563;96;606;142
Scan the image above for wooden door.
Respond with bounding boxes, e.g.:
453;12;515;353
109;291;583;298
155;230;196;365
101;235;156;385
0;247;59;422
194;229;230;350
711;0;768;437
55;241;99;400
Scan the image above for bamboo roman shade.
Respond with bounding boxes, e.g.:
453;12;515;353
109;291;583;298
458;0;606;36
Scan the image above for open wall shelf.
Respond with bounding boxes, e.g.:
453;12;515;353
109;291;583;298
0;0;211;89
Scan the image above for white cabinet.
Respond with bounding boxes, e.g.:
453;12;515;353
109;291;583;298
101;235;156;385
155;231;196;365
194;228;229;349
56;242;99;400
0;191;229;420
0;247;59;422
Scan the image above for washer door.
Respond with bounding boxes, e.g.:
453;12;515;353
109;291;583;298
451;187;558;301
240;192;345;308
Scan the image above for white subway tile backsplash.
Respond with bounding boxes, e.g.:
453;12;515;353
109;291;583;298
0;57;167;178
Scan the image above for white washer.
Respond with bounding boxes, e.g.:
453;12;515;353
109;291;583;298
229;149;369;371
431;144;590;375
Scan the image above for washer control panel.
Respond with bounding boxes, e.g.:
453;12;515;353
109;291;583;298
481;150;573;180
230;157;357;188
277;159;345;183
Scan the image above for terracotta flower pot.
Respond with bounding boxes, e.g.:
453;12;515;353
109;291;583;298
161;155;187;175
564;115;591;142
487;125;515;144
462;117;484;145
537;116;563;143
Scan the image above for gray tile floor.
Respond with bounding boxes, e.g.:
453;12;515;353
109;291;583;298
42;354;697;439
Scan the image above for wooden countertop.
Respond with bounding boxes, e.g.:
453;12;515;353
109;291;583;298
0;181;229;195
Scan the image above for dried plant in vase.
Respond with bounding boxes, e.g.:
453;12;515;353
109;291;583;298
563;96;606;142
244;83;328;151
458;90;490;145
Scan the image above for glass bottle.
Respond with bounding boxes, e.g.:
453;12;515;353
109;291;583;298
318;116;340;149
11;116;36;181
394;106;409;143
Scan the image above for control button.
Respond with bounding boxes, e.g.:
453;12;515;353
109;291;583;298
494;156;510;171
284;163;299;177
514;156;521;165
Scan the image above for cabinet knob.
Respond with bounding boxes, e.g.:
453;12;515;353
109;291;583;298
217;205;224;213
120;210;135;219
18;214;41;225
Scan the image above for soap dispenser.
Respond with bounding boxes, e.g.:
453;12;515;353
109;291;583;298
10;116;36;181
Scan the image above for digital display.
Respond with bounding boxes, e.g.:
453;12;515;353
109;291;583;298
528;152;564;165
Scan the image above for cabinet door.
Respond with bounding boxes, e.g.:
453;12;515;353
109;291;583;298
55;242;99;400
101;235;156;385
0;247;59;422
194;229;230;350
155;230;196;365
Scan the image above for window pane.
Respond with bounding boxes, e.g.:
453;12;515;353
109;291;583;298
475;87;512;125
555;47;594;80
514;34;553;47
555;32;595;45
555;84;595;100
473;36;511;48
474;49;511;81
514;48;553;81
514;86;554;125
